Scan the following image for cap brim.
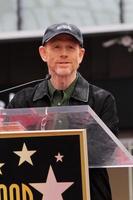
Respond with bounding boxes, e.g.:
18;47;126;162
44;31;82;46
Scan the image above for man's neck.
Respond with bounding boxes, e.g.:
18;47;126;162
50;74;76;90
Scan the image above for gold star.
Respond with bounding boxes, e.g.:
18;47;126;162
0;163;4;175
14;143;36;166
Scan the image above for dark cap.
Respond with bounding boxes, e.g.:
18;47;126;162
42;22;83;47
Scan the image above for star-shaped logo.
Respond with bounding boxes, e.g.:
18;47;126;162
14;143;36;166
30;165;74;200
55;152;64;162
0;163;4;175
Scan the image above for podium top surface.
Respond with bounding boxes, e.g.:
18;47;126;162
0;105;133;168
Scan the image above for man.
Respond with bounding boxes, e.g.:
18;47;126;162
8;22;119;199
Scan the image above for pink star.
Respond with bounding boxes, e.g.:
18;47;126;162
30;165;74;200
55;152;64;162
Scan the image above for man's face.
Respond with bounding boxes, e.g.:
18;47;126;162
39;34;85;77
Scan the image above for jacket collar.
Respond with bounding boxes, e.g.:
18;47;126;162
33;72;89;102
71;73;89;102
33;80;49;101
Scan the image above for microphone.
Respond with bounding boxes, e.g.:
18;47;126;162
0;74;51;94
45;74;51;80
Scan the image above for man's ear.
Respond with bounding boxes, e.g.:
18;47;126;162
79;48;85;64
39;46;47;62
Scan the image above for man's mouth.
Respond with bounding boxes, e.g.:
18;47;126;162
57;62;70;65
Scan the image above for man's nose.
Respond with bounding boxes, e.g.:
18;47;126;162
60;48;68;57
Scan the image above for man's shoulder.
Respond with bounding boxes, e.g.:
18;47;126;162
7;86;36;108
89;83;113;99
14;84;39;98
15;80;47;96
88;83;116;113
7;80;47;108
76;73;114;102
78;73;111;95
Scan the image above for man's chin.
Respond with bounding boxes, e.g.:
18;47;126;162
55;69;72;76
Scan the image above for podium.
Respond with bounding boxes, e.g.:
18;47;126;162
0;105;133;200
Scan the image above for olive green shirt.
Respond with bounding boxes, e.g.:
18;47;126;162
48;77;77;106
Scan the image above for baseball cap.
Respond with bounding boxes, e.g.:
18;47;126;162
42;22;83;47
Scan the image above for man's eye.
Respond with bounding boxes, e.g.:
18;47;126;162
68;46;74;49
54;45;60;48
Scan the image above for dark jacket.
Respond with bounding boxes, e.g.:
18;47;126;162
8;73;119;200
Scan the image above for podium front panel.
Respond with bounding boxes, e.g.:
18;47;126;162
0;129;90;200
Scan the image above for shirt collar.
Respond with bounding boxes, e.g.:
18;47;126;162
48;76;78;100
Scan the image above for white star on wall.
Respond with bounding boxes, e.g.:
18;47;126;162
55;152;64;162
30;165;74;200
0;163;4;175
14;143;36;166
